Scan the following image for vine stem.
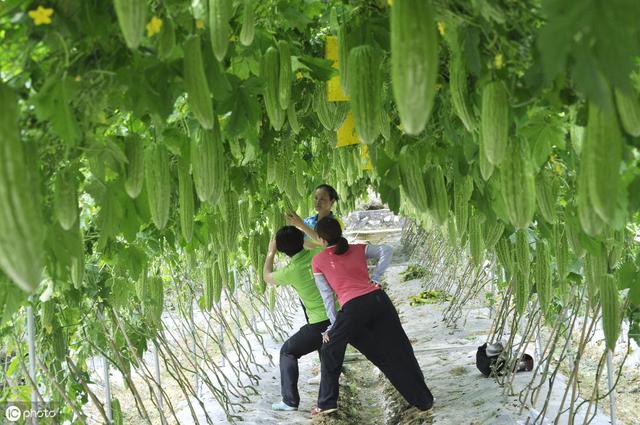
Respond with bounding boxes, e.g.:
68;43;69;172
606;350;617;425
26;302;38;425
103;356;112;424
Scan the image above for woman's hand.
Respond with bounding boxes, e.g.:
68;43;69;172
285;211;304;228
322;331;330;343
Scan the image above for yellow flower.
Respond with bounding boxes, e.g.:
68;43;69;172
494;53;504;69
146;16;163;37
387;0;393;5
74;75;82;82
437;21;445;36
295;71;304;80
195;19;205;30
28;6;54;26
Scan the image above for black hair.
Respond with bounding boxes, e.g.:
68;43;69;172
315;184;339;202
275;226;305;257
316;217;349;255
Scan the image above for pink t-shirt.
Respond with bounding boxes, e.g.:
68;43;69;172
311;244;380;307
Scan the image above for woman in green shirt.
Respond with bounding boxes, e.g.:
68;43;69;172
262;226;338;411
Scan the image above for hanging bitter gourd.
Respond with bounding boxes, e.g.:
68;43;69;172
600;273;620;351
515;229;530;277
278;40;292;110
614;87;640;137
53;165;79;231
113;0;147;49
314;84;349;131
513;268;529;315
500;137;535;230
398;154;429;213
0;82;45;292
390;0;438;135
480;80;509;166
495;236;514;277
576;160;604;237
184;36;215;129
454;174;473;242
426;165;448;226
584;245;607;309
158;19;175;61
449;51;476;133
535;240;552;316
124;134;145;198
239;0;255;46
144;143;171;230
177;158;194;243
535;168;558;224
262;46;286;131
483;220;505;250
582;100;623;223
469;209;484;267
347;45;383;144
209;0;232;62
192;120;226;204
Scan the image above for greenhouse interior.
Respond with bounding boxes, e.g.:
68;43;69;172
1;0;639;424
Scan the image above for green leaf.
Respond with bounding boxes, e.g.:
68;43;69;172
616;260;637;290
0;273;27;325
279;5;312;32
296;56;336;81
224;78;261;138
0;0;23;18
204;48;233;103
519;108;566;170
629;278;640;306
537;0;592;83
626;174;640;213
592;0;640;92
571;45;612;110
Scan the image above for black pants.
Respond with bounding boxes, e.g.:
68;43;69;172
281;319;331;407
318;290;433;410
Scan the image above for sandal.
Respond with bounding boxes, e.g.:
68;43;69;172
310;406;338;416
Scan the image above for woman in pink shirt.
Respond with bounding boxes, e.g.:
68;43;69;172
310;217;434;416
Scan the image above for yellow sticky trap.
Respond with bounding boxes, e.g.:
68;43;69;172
326;35;339;61
325;35;349;101
337;112;360;147
359;144;373;171
328;76;348;101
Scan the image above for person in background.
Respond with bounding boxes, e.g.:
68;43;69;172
262;226;337;411
286;184;344;249
309;217;434;416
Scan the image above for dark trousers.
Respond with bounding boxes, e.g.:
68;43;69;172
281;319;331;407
318;290;433;410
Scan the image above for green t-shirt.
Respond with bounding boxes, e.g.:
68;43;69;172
272;248;328;324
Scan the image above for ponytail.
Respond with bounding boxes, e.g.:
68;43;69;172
334;236;349;255
316;217;349;255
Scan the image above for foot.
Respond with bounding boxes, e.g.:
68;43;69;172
310;405;338;416
271;401;297;411
400;405;434;423
307;372;321;385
